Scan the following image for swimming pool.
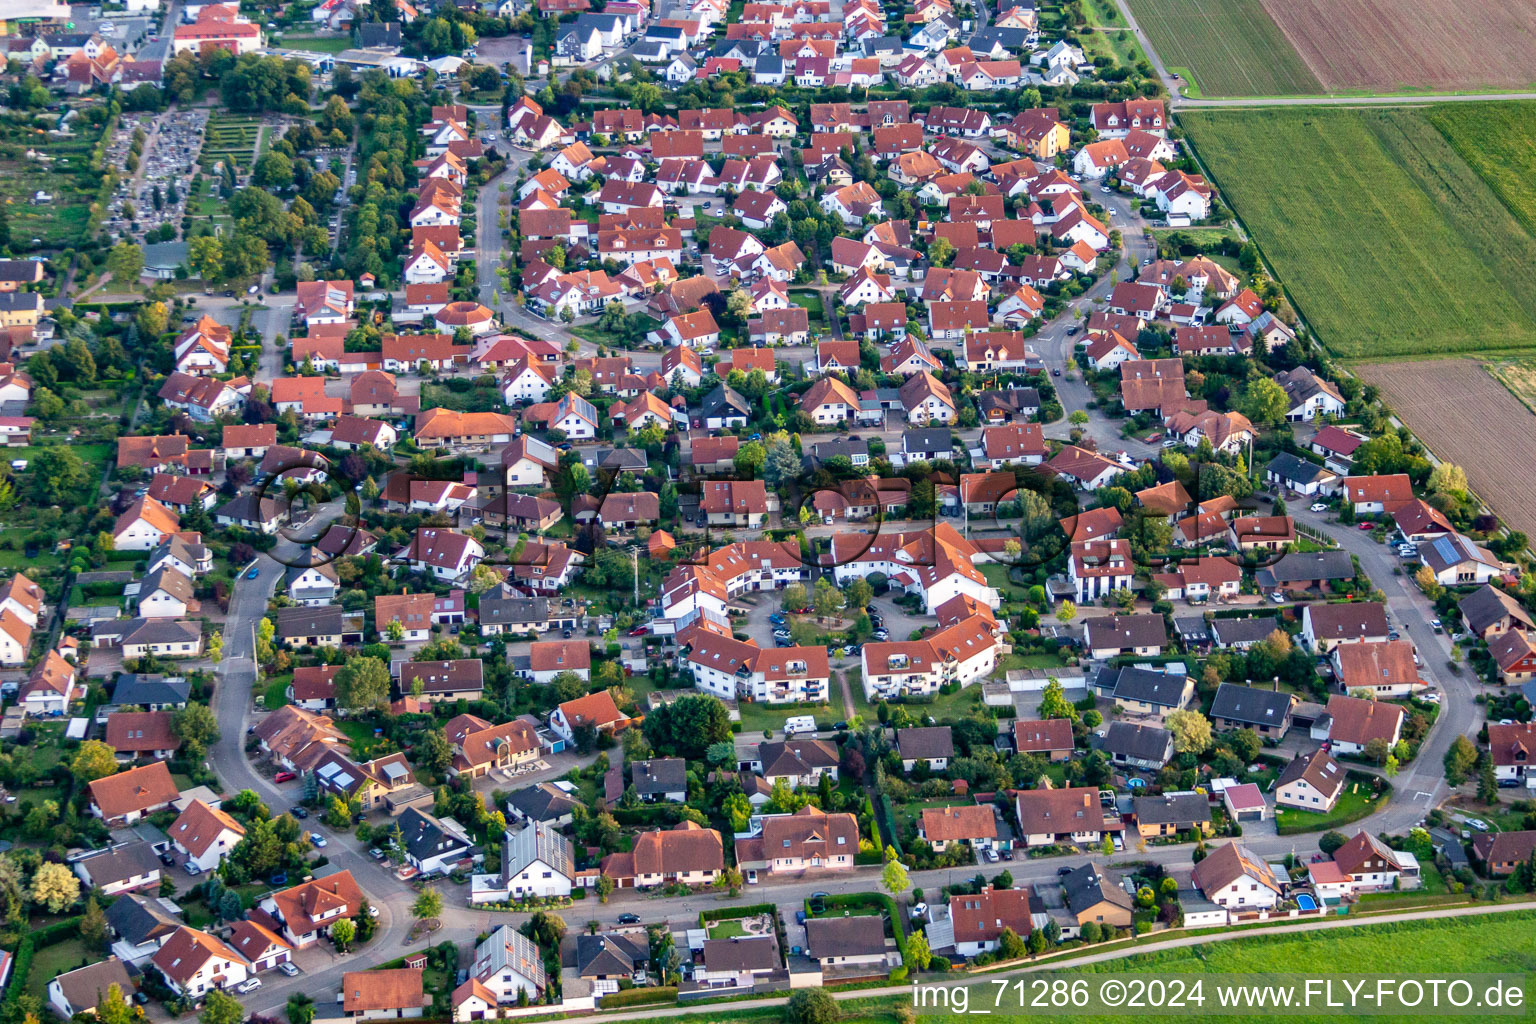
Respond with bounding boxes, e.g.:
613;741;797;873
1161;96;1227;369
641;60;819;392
1295;894;1317;910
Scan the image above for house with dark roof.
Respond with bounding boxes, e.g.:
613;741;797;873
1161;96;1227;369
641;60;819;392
804;915;892;968
1101;721;1173;771
1092;665;1191;722
1060;864;1134;930
577;932;650;993
630;757;687;802
1085;613;1167;659
895;726;954;770
507;782;581;827
1209;683;1296;738
73;841;162;896
1132;792;1211;838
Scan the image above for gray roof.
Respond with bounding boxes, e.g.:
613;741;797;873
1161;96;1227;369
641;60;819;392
896;726;954;760
1098;665;1185;708
1086;613;1168;651
1256;550;1354;587
631;757;687;796
112;673;190;706
1265;452;1334;487
507;782;580;823
1061;864;1135;915
861;35;904;55
1133;791;1210;827
810;438;869;460
399;807;472;864
357;22;401;48
142;241;189;272
804;915;887;957
702;936;779;972
76;841;161;887
275;605;346;638
700;383;751;418
1209;683;1294;727
969;26;1032;51
480;593;551;629
1172;615;1210;642
903;427;952;454
504;822;574;879
1210;615;1280;647
585;446;649;472
105;892;183;948
577;932;649;977
1101;721;1172;764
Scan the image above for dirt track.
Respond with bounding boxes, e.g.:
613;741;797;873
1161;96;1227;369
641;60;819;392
1358;358;1536;540
1261;0;1536;92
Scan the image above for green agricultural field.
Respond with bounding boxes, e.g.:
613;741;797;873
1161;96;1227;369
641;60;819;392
1126;0;1320;97
0;113;107;249
1183;105;1536;360
649;911;1536;1024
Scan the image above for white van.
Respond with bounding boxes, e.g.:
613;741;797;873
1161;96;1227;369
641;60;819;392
783;715;816;736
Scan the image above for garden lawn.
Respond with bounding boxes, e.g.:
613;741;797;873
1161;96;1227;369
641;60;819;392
27;939;93;1000
1182;105;1536;361
707;918;752;938
1275;771;1387;834
279;34;355;52
735;699;838;736
1126;0;1320;97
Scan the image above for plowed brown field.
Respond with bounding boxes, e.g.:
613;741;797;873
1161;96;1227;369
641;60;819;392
1260;0;1536;91
1358;359;1536;539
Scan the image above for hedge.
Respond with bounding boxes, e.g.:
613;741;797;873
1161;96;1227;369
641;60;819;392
877;795;903;855
699;903;776;926
598;987;677;1008
3;938;33;1003
33;915;82;948
813;892;907;953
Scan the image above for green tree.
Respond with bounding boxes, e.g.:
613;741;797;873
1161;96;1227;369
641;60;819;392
1240;376;1290;426
1165;710;1212;754
200;990;245;1024
844;578;873;611
595;874;615;903
734;440;767;477
30;447;89;505
880;847;910;897
1479;756;1499;804
189;235;224;281
412;886;443;921
331;916;356;950
136;300;170;336
31;861;80;912
812;577;845;618
80;895;108;950
1445;735;1478;786
1037;679;1079;722
1056;600;1077;623
173;702;220;746
335;655;391;712
418;729;453;776
70;740;119;784
106;241;145;283
903;932;932;971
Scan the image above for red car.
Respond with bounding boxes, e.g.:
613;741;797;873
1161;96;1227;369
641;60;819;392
628;626;648;637
274;771;297;783
1358;522;1375;530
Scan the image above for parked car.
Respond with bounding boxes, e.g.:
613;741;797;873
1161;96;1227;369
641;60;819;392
274;771;296;783
235;979;261;995
617;913;641;925
247;566;260;579
1310;502;1328;512
309;832;327;848
278;962;300;977
7;460;25;472
369;848;385;860
1431;619;1443;633
290;805;309;819
1359;522;1376;530
1469;819;1490;832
